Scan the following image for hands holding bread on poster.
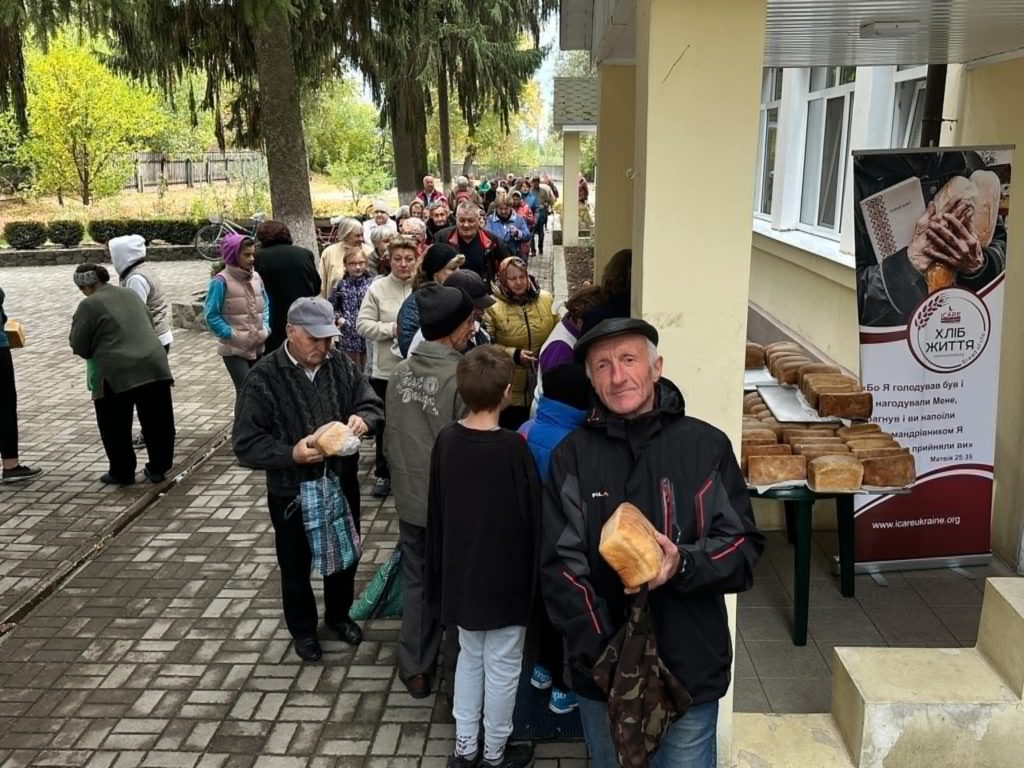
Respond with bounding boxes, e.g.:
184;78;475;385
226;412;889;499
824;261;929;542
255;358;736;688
907;171;1000;291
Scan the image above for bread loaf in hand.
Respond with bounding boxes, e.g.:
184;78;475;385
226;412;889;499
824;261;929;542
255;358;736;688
599;503;665;589
313;421;354;456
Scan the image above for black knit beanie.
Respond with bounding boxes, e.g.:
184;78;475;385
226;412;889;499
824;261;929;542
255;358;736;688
542;363;593;411
422;243;460;281
417;283;474;341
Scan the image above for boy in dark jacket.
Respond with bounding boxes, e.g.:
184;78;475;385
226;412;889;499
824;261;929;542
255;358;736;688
427;345;539;768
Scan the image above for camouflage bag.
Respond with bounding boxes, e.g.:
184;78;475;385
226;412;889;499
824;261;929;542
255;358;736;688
591;587;692;768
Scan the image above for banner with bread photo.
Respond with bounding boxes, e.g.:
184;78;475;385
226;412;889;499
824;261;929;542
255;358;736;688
851;146;1011;567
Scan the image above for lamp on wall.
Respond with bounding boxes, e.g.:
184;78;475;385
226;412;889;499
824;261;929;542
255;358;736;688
860;21;920;38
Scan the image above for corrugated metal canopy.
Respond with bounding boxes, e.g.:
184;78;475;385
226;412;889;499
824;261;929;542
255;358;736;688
561;0;1024;66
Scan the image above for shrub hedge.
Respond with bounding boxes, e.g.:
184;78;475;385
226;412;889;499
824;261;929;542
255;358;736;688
46;220;85;247
86;219;200;246
3;221;48;250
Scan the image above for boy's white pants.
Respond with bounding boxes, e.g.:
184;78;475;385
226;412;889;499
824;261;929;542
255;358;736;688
453;625;527;760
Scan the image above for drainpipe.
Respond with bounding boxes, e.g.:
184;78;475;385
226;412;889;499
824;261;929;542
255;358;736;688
920;64;947;147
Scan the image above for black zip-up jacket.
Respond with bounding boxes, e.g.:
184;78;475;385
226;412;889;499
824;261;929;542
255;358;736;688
540;378;764;704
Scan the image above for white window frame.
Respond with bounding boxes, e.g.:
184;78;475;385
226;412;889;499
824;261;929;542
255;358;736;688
891;65;928;149
753;68;783;221
797;68;857;241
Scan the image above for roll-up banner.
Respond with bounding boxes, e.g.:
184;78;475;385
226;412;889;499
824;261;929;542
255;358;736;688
852;146;1012;565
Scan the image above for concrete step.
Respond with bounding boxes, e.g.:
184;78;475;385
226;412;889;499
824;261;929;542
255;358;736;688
732;713;854;767
977;577;1024;697
832;646;1020;768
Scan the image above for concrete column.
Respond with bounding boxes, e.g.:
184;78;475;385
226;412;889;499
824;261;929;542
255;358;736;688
595;64;636;280
562;131;581;247
632;0;766;757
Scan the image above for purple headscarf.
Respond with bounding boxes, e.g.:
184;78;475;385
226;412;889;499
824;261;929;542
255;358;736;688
220;233;248;268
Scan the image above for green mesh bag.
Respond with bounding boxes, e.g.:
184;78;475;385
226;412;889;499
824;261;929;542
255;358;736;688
349;548;403;620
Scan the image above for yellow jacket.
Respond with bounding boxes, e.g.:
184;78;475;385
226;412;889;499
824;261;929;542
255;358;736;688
485;289;559;407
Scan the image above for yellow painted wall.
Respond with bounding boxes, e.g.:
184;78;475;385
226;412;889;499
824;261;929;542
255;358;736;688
749;236;861;372
594;65;636;280
958;58;1024;571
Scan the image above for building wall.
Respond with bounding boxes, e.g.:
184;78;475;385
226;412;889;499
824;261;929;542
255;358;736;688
749;235;860;372
958;57;1024;572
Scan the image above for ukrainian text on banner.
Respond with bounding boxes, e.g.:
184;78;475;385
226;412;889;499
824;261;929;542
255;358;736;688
852;147;1012;563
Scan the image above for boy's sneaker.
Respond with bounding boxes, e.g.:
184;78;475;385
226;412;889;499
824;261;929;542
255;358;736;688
529;664;552;691
2;464;41;484
548;688;578;715
447;753;479;768
482;743;534;768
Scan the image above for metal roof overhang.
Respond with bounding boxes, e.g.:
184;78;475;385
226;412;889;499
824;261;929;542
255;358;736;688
560;0;1024;68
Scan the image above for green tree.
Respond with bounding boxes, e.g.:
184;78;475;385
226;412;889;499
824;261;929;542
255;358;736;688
554;49;591;77
303;77;391;208
20;36;168;204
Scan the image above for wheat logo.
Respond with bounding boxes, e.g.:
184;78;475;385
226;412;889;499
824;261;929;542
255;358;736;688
908;288;990;373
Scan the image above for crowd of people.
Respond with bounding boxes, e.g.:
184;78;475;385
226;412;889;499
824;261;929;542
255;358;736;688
1;169;763;768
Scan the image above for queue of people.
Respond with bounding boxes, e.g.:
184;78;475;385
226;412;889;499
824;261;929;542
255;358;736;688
27;172;760;768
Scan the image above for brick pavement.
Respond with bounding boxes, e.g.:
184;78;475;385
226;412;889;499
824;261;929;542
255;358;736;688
0;261;235;620
0;241;589;766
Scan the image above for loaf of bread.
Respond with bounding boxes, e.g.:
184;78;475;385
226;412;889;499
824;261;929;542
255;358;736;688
745;342;765;369
742;427;778;442
743;393;764;414
750;406;771;419
853;447;911;460
796;362;841;386
769;354;809;379
845;437;898;451
837;423;882;440
803;378;861;408
757;418;787;438
778;358;814;385
800;446;853;462
313;421;354;455
740;444;793;473
861;453;917;488
801;373;859;396
783;429;838;446
598;502;664;588
747;454;807;485
807;455;864;492
818;391;874;419
764;340;803;355
791;438;844;451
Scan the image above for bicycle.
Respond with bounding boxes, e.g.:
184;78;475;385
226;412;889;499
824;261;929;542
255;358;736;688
194;212;266;261
316;216;346;252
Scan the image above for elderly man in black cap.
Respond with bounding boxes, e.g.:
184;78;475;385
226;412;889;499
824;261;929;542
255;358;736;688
233;297;384;662
385;283;476;698
539;317;764;768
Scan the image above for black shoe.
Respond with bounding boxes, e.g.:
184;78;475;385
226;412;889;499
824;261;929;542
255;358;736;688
2;464;42;484
447;752;479;768
332;619;362;646
144;467;166;484
100;472;135;486
293;636;322;662
371;477;391;498
401;672;431;699
482;743;534;768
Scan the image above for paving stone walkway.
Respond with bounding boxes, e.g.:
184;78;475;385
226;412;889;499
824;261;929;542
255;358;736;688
0;243;588;766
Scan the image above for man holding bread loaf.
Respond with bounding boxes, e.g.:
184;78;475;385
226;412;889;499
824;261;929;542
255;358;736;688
540;318;763;767
233;297;383;662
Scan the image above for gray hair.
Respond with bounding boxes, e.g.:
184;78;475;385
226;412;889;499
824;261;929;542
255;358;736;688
456;201;480;219
370;225;394;245
400;217;427;237
584;337;660;380
334;217;362;243
455;175;470;190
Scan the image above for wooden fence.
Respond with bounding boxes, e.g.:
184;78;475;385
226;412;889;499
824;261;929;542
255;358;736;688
125;152;265;191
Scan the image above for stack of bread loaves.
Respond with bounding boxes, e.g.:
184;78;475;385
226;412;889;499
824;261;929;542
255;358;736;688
742;395;915;490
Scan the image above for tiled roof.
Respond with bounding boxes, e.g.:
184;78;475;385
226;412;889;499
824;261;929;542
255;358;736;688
552;77;598;129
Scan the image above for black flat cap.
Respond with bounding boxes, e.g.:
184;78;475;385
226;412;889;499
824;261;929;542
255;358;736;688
574;317;659;363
